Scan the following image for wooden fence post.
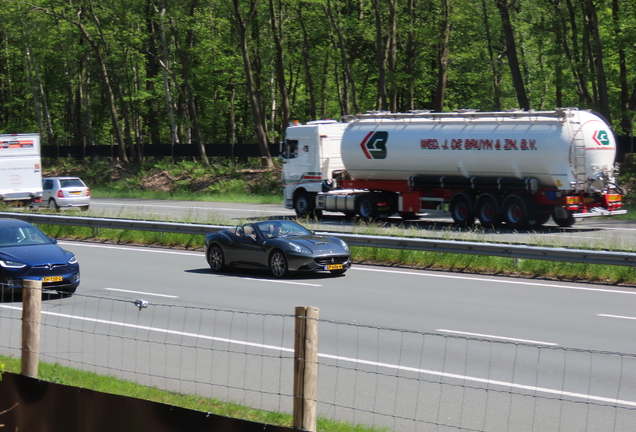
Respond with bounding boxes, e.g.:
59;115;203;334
21;279;42;378
293;306;319;432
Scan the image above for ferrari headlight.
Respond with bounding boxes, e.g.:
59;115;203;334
0;259;27;269
336;238;350;252
289;242;312;254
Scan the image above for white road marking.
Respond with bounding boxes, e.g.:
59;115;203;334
354;267;636;295
243;278;322;287
598;314;636;321
104;288;179;298
436;329;558;346
1;304;633;407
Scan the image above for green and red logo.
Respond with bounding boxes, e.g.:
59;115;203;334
360;131;388;159
592;130;610;146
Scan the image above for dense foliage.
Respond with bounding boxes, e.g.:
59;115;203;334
1;0;635;165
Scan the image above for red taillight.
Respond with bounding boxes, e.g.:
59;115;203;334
57;190;64;198
86;188;90;197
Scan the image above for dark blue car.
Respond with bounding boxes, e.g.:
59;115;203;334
0;218;80;297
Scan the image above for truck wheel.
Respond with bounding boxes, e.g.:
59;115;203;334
450;194;475;227
356;195;379;220
503;195;531;229
533;213;551;227
553;212;575;227
294;191;322;218
476;195;501;229
399;212;418;221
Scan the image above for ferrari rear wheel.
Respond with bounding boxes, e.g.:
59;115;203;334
207;244;225;272
269;250;289;278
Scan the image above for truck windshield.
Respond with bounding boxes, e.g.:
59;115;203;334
281;139;298;159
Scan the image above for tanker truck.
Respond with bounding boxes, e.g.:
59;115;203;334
280;108;626;228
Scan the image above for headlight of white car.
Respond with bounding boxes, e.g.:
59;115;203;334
0;259;27;269
289;242;312;254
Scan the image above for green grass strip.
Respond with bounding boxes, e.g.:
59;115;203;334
0;355;387;432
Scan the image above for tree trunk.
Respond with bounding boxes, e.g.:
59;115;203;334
297;7;316;120
587;0;610;122
405;0;416;111
433;0;451;112
145;0;161;146
495;0;529;110
480;0;501;110
611;0;629;134
159;1;180;164
324;0;358;114
387;0;397;112
231;0;273;167
269;0;290;132
371;0;387;110
172;2;210;166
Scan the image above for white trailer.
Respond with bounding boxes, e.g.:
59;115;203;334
280;109;626;228
0;134;43;207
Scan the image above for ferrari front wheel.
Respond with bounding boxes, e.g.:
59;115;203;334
207;244;225;272
269;250;289;278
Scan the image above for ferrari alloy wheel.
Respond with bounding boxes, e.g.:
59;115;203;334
269;250;289;278
207;244;225;272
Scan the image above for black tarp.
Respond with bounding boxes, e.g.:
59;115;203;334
0;372;294;432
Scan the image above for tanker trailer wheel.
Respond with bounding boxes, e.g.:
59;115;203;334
399;212;418;221
356;195;379;221
293;190;322;218
502;195;533;230
533;213;551;227
449;194;475;227
553;211;575;227
476;195;501;229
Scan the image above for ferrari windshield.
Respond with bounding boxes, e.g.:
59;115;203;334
254;220;311;238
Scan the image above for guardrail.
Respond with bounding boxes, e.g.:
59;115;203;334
2;211;636;268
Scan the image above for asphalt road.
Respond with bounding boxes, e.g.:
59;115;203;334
2;239;635;431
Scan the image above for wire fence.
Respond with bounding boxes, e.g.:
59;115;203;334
1;287;635;432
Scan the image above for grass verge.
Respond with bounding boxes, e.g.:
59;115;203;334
90;186;284;204
0;355;384;432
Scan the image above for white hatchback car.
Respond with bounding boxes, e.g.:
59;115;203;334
41;177;90;211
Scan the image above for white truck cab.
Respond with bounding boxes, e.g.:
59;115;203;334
280;121;348;216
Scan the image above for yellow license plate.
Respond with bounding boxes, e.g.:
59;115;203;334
325;264;343;270
70;191;81;195
43;276;63;283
